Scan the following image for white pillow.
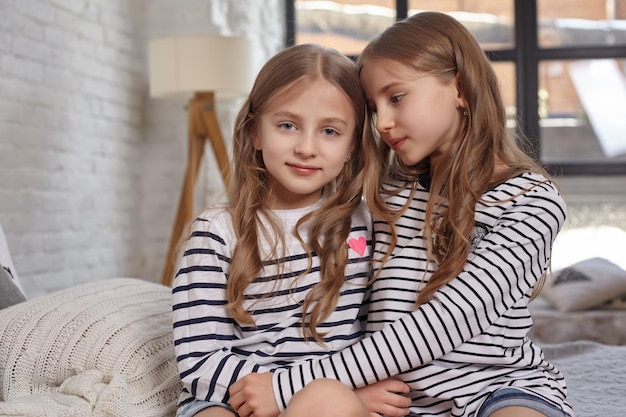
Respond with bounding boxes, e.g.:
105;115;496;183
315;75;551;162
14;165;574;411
541;257;626;311
0;224;26;298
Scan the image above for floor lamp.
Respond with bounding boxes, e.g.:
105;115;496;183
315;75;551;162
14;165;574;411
149;35;254;286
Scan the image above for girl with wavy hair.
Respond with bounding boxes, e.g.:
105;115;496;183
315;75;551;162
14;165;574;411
231;12;573;417
172;43;411;417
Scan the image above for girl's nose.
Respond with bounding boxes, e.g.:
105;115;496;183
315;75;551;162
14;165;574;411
294;132;318;156
375;109;395;133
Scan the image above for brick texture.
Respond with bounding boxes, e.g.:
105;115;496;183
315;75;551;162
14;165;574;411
0;0;283;297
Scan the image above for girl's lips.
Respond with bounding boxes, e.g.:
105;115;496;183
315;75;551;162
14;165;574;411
389;137;406;151
287;163;320;175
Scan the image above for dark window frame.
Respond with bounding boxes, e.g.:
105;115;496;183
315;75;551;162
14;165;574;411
285;0;626;176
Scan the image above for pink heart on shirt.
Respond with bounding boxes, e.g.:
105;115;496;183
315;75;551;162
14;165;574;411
347;236;366;256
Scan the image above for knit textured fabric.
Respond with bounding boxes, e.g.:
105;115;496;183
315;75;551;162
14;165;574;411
0;278;181;417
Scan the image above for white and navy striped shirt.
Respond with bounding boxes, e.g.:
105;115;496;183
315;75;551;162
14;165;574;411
273;173;574;417
172;199;372;413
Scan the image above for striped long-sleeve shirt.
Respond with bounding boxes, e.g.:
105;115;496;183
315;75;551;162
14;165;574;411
172;199;372;414
272;172;574;417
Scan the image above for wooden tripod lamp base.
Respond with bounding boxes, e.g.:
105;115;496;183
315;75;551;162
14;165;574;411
160;91;230;286
148;34;254;286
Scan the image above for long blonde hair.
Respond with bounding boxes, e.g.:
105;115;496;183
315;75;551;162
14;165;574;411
227;44;376;341
359;12;553;304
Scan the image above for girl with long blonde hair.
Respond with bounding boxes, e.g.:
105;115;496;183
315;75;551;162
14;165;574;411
231;12;573;417
172;43;411;417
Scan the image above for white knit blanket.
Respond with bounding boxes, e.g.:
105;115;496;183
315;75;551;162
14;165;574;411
0;278;181;417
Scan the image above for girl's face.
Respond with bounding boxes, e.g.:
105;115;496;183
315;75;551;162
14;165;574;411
360;59;465;166
254;79;356;210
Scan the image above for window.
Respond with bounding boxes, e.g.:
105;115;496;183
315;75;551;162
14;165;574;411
285;0;626;175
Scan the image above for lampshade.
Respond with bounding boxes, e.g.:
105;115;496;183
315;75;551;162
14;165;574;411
148;35;255;99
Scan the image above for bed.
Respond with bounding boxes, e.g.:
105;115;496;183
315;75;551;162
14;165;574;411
542;341;626;415
0;278;624;416
527;226;626;414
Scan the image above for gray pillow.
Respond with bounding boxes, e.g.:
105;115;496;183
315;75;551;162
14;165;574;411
0;224;26;300
0;264;26;309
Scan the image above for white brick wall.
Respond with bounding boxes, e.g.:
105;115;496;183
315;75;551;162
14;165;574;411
0;0;283;297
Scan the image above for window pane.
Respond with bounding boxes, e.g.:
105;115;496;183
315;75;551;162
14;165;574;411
491;62;517;130
539;59;626;162
408;0;515;50
538;0;626;47
295;0;396;55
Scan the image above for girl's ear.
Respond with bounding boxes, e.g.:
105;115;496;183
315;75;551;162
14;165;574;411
252;133;262;150
249;116;262;150
454;73;467;109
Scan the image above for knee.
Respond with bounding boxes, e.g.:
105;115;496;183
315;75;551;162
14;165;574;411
284;379;367;417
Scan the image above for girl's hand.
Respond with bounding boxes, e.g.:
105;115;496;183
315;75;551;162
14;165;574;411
354;378;411;417
229;372;279;417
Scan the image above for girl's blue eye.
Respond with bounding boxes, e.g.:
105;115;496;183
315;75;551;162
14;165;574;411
279;122;296;130
322;128;338;137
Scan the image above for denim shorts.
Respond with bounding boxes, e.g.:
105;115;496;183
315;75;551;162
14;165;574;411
477;388;571;417
177;400;236;417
